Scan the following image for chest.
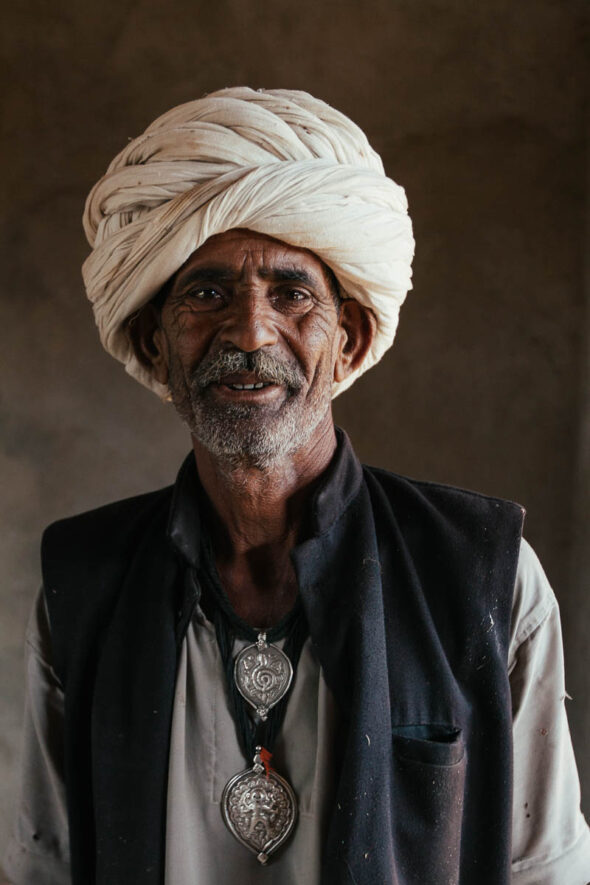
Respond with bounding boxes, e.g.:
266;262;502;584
165;617;340;884
213;556;299;628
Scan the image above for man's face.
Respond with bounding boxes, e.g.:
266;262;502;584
152;229;348;466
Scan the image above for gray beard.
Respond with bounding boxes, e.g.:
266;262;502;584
168;349;332;469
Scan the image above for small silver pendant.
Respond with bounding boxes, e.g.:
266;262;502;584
234;632;293;720
221;748;298;864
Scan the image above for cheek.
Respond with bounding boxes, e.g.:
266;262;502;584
164;300;210;344
296;316;341;378
164;319;211;370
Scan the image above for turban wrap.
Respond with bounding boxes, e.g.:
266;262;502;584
82;87;415;399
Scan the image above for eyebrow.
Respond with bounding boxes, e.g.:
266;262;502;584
174;264;322;290
258;266;320;288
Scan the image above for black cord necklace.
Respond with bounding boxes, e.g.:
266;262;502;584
196;536;308;864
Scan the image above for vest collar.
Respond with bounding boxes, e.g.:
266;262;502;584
166;426;364;566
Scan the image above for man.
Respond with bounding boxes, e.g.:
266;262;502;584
4;88;590;884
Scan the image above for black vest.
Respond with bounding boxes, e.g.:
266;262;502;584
42;432;524;884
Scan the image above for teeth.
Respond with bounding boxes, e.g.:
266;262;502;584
228;382;270;390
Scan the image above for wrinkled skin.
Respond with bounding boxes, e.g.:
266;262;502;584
134;229;375;625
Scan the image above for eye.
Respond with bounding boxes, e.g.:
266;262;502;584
272;287;314;314
188;287;222;300
183;286;225;308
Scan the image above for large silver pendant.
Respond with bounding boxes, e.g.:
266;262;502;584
234;632;293;721
221;748;297;864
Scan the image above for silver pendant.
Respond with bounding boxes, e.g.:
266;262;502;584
221;747;297;864
234;632;293;721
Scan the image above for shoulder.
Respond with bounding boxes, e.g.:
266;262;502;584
40;484;178;685
41;484;174;590
362;463;526;532
43;485;173;547
361;465;525;619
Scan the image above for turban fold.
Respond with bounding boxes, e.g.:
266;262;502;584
82;87;415;398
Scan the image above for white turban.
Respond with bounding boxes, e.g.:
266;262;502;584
82;87;415;398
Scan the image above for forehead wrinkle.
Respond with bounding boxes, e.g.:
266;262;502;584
173;265;239;288
172;261;324;290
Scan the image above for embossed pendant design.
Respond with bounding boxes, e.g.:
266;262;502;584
234;632;293;720
221;748;298;864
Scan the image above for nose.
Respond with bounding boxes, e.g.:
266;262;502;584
218;289;279;353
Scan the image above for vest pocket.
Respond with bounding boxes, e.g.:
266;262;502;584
391;725;466;885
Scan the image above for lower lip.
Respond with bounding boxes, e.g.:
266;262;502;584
211;383;285;403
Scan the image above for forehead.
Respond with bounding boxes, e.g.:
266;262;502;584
172;228;331;285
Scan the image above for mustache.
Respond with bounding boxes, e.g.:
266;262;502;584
192;349;305;390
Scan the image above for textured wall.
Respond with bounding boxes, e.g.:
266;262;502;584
1;0;588;859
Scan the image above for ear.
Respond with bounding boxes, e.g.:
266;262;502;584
127;303;170;386
333;300;377;384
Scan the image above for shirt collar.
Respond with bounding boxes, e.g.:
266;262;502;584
166;427;363;567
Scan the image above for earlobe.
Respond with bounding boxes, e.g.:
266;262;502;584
333;300;377;383
127;304;170;386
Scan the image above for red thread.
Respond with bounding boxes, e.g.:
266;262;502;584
260;747;273;778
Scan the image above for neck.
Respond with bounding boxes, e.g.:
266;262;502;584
193;415;337;551
191;415;337;626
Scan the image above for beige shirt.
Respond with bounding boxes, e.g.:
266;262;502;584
4;539;590;884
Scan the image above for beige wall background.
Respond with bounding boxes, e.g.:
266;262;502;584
1;0;589;859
